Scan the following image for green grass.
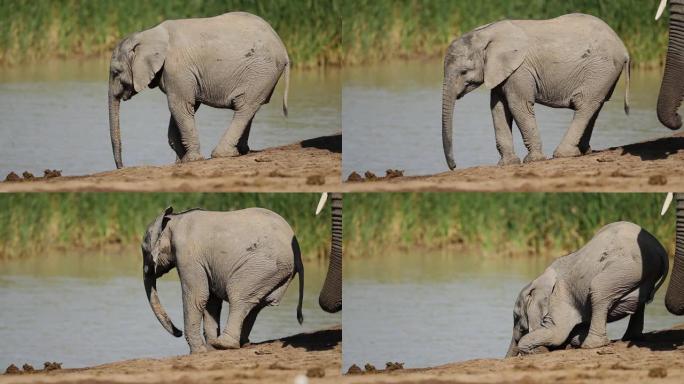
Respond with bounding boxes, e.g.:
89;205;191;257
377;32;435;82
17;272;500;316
342;0;670;67
345;193;675;259
0;0;341;68
0;193;331;260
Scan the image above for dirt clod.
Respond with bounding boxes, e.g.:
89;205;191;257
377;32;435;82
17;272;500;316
306;174;325;185
306;367;325;378
43;169;62;178
5;364;20;374
347;172;363;182
22;171;35;180
22;364;34;373
649;367;667;378
385;169;404;178
347;364;363;375
364;363;377;373
43;362;62;371
364;171;378;181
648;175;667;185
5;172;20;182
385;362;404;371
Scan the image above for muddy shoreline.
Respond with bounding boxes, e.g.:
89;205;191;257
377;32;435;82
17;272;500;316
0;134;341;193
1;327;341;384
345;133;684;192
342;323;684;383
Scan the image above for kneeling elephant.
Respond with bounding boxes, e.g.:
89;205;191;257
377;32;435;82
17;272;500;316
506;221;668;357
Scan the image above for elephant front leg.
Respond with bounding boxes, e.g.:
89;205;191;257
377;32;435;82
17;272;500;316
168;96;204;163
212;107;259;158
518;319;579;355
554;102;602;159
181;284;210;354
167;117;186;163
490;89;520;166
203;294;223;348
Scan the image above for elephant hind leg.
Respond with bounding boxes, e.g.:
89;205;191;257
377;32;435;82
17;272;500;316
209;302;256;350
622;302;645;341
240;303;267;346
203;294;222;345
211;106;259;158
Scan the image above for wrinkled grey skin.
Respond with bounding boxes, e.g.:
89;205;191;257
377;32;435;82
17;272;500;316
109;12;290;169
657;0;684;130
506;222;668;357
442;13;630;170
142;206;303;354
665;193;684;314
319;193;342;313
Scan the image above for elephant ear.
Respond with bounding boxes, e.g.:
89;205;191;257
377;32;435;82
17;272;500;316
132;26;169;93
482;20;529;90
525;278;556;331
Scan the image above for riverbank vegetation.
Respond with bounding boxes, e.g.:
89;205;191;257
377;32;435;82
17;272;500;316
0;193;331;260
345;193;674;258
0;0;341;68
342;0;669;67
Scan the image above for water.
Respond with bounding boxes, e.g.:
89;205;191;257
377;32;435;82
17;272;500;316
0;250;340;368
0;59;340;176
342;250;682;370
343;59;677;178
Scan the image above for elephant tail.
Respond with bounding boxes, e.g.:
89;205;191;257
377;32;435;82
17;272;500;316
282;61;290;118
292;235;304;324
623;56;631;115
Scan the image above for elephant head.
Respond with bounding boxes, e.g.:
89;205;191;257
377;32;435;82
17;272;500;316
108;26;169;169
142;206;182;337
656;0;684;130
316;193;342;313
506;270;556;357
442;21;529;170
662;193;684;314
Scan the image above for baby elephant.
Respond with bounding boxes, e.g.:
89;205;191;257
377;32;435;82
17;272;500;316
506;222;668;357
142;206;303;354
442;13;630;170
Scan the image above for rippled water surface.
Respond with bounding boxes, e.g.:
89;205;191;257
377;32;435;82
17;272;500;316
0;59;340;176
343;59;676;177
343;250;681;370
0;251;340;368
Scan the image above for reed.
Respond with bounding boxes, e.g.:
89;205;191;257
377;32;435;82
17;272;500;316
342;0;669;67
344;193;674;259
0;193;331;260
0;0;341;68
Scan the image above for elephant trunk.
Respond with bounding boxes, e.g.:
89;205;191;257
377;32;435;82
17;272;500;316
442;74;458;170
665;193;684;315
657;1;684;130
319;193;342;313
505;337;519;358
108;87;123;169
144;273;183;337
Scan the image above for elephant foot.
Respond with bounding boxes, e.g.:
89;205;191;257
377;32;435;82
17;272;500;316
181;152;205;163
553;145;582;159
523;151;546;163
189;344;208;354
209;333;241;350
237;144;250;155
579;145;592;155
211;146;241;158
581;333;609;349
498;155;521;166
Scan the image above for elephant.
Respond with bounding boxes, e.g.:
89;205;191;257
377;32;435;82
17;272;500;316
316;193;342;313
108;12;290;169
506;221;668;357
661;193;684;315
442;13;630;170
142;206;303;354
656;0;684;130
